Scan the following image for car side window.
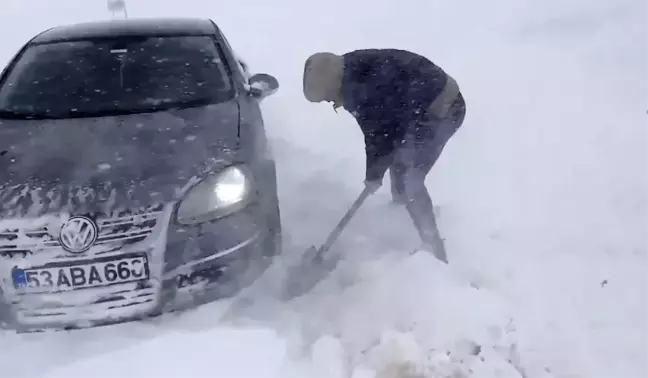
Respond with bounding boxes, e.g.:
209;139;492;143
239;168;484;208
218;31;249;82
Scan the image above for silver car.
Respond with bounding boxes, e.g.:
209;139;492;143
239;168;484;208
0;17;282;332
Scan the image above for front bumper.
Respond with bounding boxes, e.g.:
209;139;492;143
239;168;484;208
0;202;274;332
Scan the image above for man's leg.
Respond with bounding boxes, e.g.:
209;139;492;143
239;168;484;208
401;168;448;262
389;161;407;204
400;99;466;262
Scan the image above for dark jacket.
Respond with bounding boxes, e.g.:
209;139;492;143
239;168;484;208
340;48;451;182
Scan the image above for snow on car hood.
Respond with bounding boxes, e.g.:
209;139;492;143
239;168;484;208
0;100;240;218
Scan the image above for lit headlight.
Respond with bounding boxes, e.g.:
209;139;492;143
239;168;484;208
176;165;254;225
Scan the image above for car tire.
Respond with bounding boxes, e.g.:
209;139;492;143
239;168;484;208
265;201;282;255
257;160;282;257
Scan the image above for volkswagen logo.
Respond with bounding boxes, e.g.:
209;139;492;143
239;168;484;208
59;216;99;253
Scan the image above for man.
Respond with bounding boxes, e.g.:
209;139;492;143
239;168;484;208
302;49;466;263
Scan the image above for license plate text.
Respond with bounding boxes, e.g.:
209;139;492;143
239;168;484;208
12;256;149;292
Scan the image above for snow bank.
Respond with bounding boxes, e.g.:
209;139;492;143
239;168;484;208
39;327;287;378
2;252;527;378
232;251;528;377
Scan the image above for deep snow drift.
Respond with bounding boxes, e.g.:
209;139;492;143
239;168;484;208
0;0;646;377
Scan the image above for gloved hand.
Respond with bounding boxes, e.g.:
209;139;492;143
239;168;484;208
364;179;382;194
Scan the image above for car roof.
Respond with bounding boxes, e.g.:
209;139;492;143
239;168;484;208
30;17;217;44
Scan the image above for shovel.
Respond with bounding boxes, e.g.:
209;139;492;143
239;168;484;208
280;186;374;300
218;187;374;321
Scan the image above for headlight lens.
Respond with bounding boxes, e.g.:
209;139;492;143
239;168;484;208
176;165;254;225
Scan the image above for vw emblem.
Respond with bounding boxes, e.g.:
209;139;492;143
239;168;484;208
59;216;99;253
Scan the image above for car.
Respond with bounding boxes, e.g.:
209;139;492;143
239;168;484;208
0;17;282;332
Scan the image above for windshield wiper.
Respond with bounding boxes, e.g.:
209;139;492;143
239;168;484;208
51;99;218;118
0;109;56;120
0;97;224;121
165;97;216;110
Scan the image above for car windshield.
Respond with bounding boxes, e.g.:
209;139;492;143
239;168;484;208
0;35;233;119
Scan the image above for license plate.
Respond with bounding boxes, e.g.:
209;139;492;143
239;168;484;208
12;255;149;292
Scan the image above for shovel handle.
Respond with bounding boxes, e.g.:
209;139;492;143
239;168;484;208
316;186;373;257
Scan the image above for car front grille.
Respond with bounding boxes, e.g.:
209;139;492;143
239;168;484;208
11;282;158;327
0;205;164;258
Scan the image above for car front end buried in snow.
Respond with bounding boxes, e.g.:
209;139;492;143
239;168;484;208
0;17;282;332
0;165;278;332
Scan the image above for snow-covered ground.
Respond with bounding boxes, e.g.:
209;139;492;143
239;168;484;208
1;0;646;377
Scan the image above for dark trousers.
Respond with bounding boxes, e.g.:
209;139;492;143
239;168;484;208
389;94;466;262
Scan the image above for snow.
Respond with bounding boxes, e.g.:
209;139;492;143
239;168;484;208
0;0;646;377
66;329;287;378
97;163;112;171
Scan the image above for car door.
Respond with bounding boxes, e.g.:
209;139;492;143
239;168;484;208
215;27;271;157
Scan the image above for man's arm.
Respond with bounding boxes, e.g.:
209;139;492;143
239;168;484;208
359;116;406;182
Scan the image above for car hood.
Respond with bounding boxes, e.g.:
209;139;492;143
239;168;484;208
0;101;240;218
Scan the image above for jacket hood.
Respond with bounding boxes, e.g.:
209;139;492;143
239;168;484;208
0;101;240;218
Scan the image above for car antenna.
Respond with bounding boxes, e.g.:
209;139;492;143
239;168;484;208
107;0;129;19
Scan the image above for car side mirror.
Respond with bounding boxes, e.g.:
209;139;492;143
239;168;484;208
248;73;279;99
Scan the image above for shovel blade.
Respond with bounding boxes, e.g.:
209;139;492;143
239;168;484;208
280;245;340;300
